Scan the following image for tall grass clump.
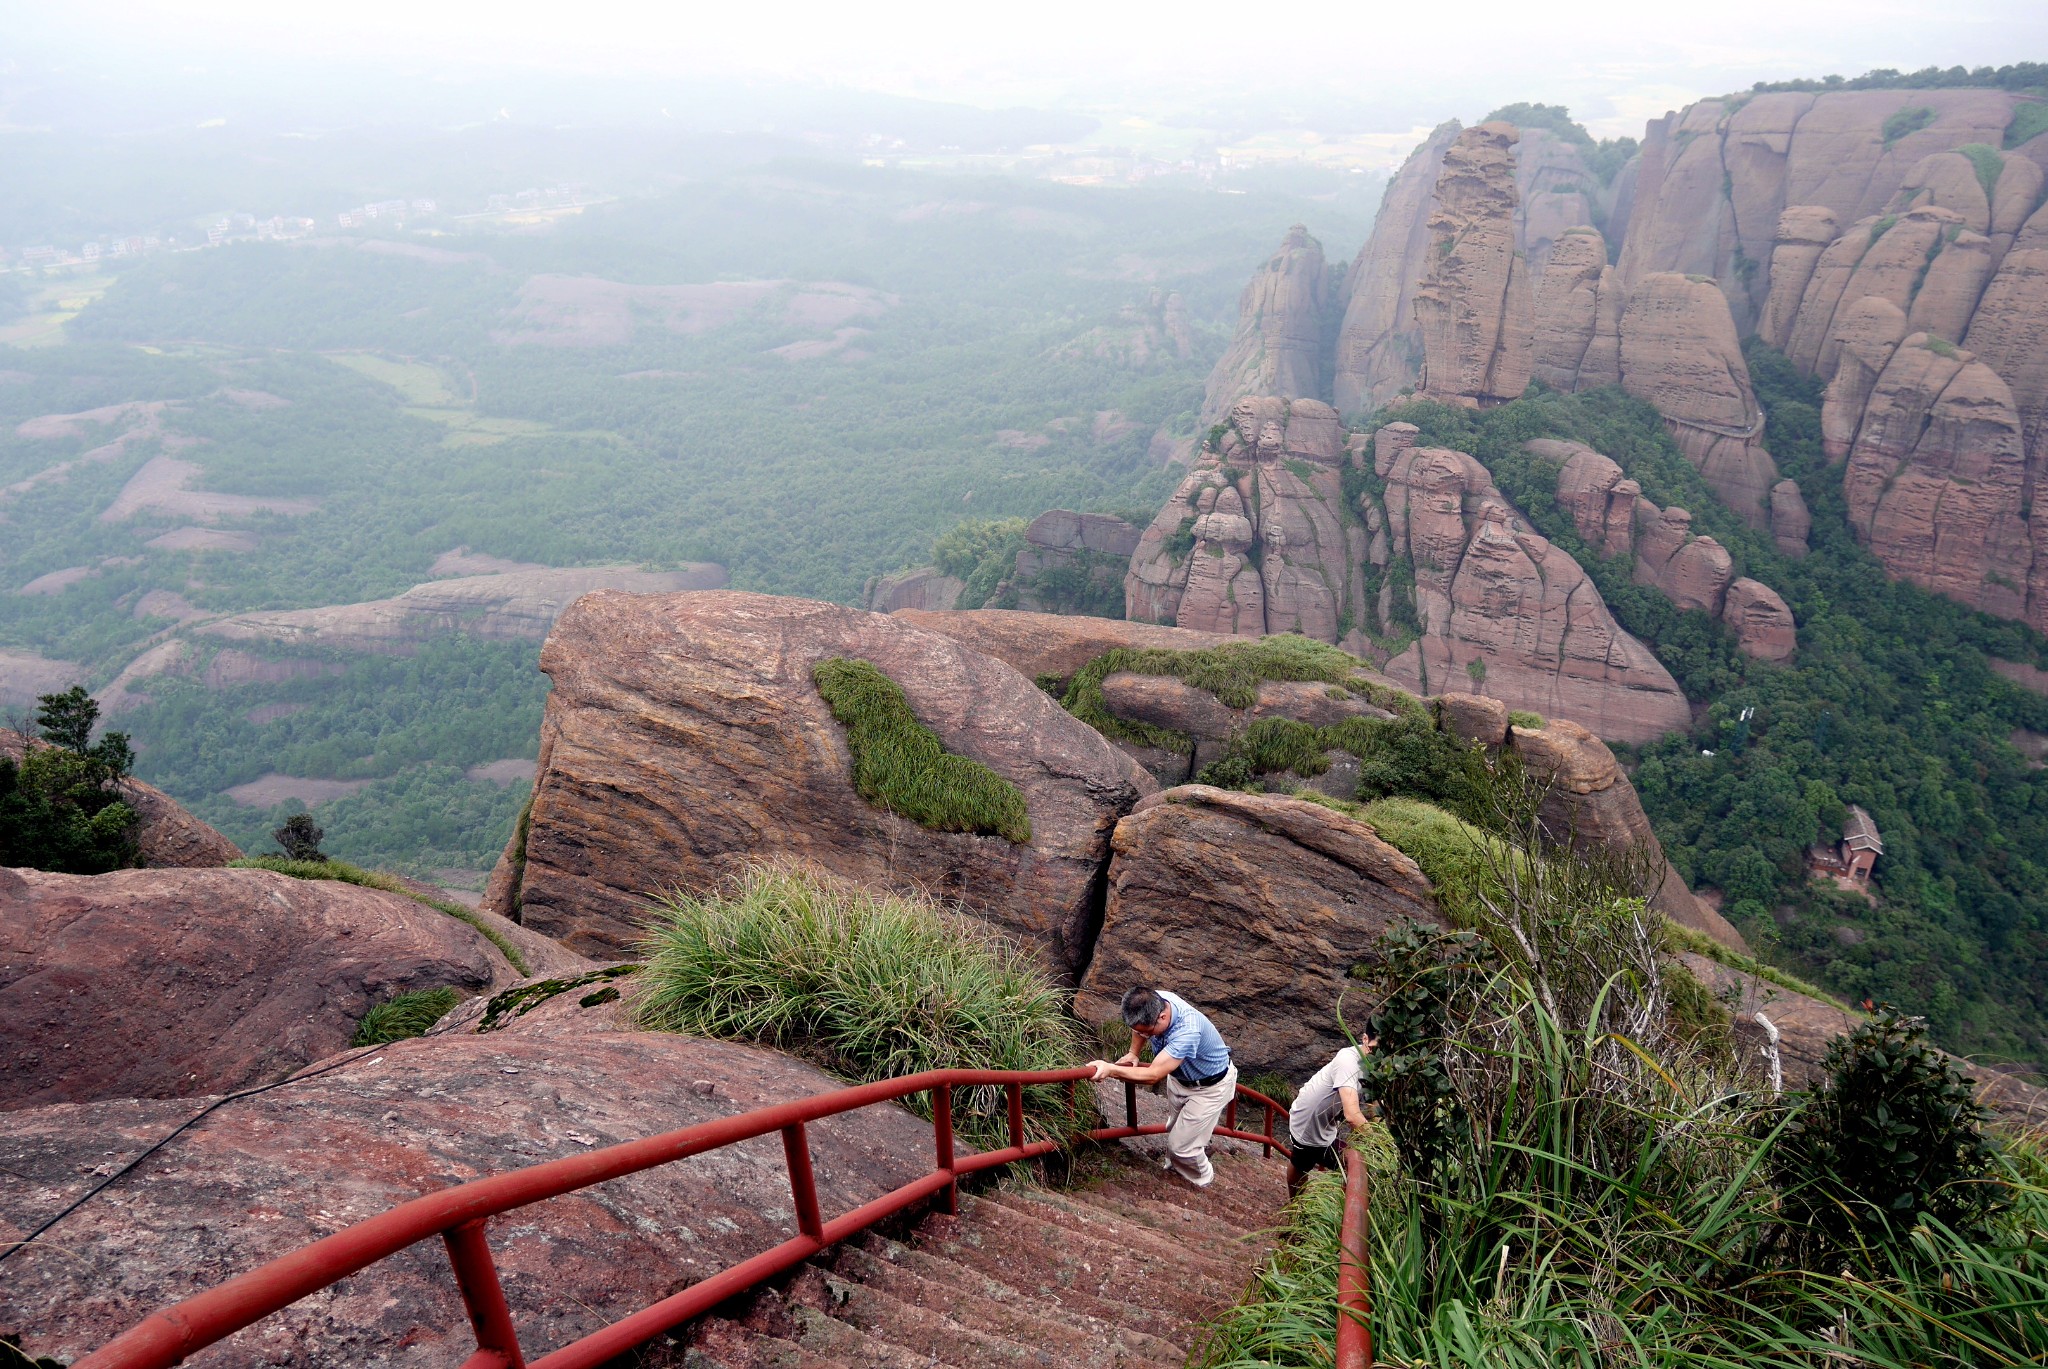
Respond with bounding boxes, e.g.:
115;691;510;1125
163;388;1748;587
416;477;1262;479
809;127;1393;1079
813;657;1031;843
351;986;462;1045
231;854;529;974
636;863;1085;1147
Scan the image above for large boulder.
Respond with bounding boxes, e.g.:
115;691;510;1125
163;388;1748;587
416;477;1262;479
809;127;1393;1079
1530;228;1622;392
1413;123;1534;407
890;610;1231;685
862;566;964;613
486;592;1152;973
1075;787;1440;1078
0;989;936;1367
1333;121;1462;413
0;866;565;1110
1199;225;1335;422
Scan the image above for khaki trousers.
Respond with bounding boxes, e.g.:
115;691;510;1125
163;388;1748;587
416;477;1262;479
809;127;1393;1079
1161;1064;1236;1183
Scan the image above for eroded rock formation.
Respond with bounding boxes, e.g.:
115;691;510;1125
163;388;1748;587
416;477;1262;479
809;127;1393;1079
0;866;555;1109
1075;786;1439;1076
1372;425;1692;744
1333;121;1462;413
484;591;1151;970
1413;123;1535;407
1541;438;1797;661
1200;225;1336;422
1124;397;1370;649
1531;228;1623;391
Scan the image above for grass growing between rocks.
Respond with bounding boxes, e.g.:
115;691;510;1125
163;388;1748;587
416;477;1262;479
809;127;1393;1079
1196;714;1494;825
230;855;529;975
636;864;1086;1148
351;986;462;1045
1059;636;1426;752
813;657;1031;843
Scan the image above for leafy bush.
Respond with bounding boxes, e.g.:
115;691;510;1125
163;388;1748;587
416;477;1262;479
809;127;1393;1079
273;812;327;862
231;855;528;974
636;863;1085;1146
1355;920;1498;1187
0;689;139;875
1506;709;1544;729
813;657;1031;843
1769;1009;2005;1262
1881;106;1937;144
1195;712;1495;824
351;986;462;1045
932;517;1028;610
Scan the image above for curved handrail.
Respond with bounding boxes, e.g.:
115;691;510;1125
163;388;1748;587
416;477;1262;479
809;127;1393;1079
74;1066;1295;1369
1336;1146;1373;1369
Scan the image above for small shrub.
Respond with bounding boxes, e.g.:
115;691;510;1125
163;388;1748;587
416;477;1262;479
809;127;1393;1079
1769;1009;2005;1262
0;689;140;875
351;986;461;1045
1955;142;2006;200
1923;333;1960;358
813;657;1031;843
636;864;1085;1146
1506;709;1545;729
273;812;327;862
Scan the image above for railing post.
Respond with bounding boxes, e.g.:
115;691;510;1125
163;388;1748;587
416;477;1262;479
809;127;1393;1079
781;1123;824;1245
933;1083;959;1215
441;1219;526;1369
1005;1081;1025;1152
1224;1097;1237;1133
1123;1078;1137;1129
1335;1148;1373;1369
1262;1098;1275;1159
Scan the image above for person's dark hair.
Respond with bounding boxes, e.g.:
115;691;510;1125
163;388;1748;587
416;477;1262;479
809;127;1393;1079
1121;986;1166;1029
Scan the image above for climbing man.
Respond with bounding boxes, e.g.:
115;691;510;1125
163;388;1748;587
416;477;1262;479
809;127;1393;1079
1285;1036;1374;1198
1087;986;1237;1188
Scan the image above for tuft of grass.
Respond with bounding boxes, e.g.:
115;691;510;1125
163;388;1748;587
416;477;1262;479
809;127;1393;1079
2005;100;2048;150
1923;333;1961;358
1355;796;1521;929
636;863;1085;1147
1506;709;1544;729
1881;105;1936;145
351;986;461;1045
232;855;529;975
813;657;1031;843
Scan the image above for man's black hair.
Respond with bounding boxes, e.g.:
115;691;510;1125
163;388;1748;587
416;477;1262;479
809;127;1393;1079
1121;986;1166;1029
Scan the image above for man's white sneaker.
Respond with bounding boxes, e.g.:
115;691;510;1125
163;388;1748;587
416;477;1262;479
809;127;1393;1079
1168;1155;1215;1188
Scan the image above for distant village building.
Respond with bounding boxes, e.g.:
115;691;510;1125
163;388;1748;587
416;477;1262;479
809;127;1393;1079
1807;805;1884;889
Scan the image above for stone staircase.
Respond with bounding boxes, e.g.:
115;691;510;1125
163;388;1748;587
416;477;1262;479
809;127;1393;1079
678;1141;1288;1369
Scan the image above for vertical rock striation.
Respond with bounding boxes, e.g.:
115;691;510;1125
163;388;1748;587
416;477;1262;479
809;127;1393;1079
1199;225;1336;423
1413;123;1535;407
1333;121;1462;413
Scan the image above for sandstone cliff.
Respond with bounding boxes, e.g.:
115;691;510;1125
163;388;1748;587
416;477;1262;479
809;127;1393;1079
1531;228;1623;391
1371;425;1693;744
1540;438;1798;661
1412;123;1535;407
1124;396;1371;649
1333;121;1462;413
1199;225;1337;422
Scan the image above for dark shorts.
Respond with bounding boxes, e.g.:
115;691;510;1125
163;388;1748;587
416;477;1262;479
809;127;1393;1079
1288;1139;1342;1176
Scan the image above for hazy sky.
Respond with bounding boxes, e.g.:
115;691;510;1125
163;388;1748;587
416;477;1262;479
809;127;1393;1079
19;0;2048;140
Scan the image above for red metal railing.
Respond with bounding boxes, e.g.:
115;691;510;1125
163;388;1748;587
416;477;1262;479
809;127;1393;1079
74;1066;1301;1369
1336;1147;1373;1369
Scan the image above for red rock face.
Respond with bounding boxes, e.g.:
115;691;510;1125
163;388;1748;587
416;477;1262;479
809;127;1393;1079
0;994;938;1367
1414;123;1535;407
1074;786;1440;1076
1374;432;1691;745
1760;206;1843;350
1123;397;1371;651
1531;229;1623;392
1200;225;1334;423
487;591;1151;974
1334;121;1461;413
1841;335;2040;624
891;611;1231;685
0;866;549;1110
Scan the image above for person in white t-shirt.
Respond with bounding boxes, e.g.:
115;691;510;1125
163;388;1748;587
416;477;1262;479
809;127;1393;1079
1285;1037;1374;1198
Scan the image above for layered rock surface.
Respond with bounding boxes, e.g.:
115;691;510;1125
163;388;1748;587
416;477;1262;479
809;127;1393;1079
1199;226;1336;423
0;866;558;1110
1541;438;1797;661
1371;425;1692;744
1333;121;1462;413
1075;786;1440;1076
1412;123;1535;407
484;592;1151;970
1124;397;1370;649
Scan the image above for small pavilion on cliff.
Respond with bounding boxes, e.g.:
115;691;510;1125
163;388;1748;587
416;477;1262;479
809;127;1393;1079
1807;805;1884;889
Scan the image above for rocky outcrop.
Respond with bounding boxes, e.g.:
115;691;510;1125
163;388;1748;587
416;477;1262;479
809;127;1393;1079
1540;439;1798;660
1511;128;1614;278
1769;479;1811;558
1964;199;2048;531
0;993;935;1367
1531;228;1622;391
1413;123;1534;407
1760;206;1842;350
1008;511;1142;613
0;866;559;1110
1372;425;1692;745
1075;786;1440;1076
1837;334;2042;626
1333;121;1462;413
1618;273;1781;527
892;610;1231;685
1;732;243;867
198;565;729;655
1123;397;1370;650
485;592;1151;970
864;566;964;613
1199;226;1335;422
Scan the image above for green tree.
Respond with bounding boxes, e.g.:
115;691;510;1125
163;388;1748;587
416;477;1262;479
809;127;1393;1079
0;689;140;874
